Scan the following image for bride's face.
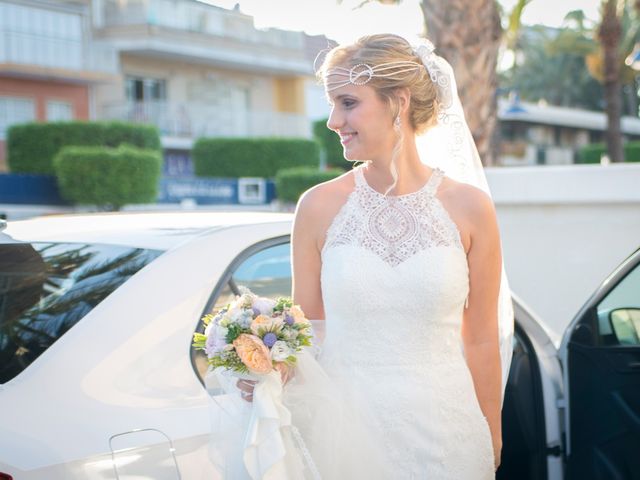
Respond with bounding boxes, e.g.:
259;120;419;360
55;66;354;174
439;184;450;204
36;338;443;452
325;83;396;162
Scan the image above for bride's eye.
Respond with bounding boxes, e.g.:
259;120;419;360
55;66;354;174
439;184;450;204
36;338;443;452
343;99;356;109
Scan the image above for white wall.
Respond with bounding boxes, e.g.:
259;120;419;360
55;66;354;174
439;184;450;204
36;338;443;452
486;163;640;338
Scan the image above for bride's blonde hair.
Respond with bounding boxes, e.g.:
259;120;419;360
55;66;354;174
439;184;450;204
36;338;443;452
317;34;440;195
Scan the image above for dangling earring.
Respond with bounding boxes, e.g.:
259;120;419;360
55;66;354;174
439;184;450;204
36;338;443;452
394;115;401;131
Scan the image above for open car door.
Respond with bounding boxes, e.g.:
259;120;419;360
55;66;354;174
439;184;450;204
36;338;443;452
560;247;640;480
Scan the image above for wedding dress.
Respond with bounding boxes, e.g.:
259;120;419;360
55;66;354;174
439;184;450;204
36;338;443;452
313;162;495;479
206;162;496;479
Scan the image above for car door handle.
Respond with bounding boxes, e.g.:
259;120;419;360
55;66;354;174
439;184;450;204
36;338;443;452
629;362;640;369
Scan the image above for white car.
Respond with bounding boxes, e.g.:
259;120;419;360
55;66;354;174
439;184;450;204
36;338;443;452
0;212;638;480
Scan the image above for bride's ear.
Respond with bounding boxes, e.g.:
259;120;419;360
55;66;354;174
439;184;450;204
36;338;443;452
395;87;411;118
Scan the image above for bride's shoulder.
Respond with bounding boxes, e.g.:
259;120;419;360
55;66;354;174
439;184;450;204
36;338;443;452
294;168;355;219
438;174;498;234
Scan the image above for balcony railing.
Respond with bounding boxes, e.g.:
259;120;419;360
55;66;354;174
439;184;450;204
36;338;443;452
0;30;118;75
100;101;311;139
98;0;303;49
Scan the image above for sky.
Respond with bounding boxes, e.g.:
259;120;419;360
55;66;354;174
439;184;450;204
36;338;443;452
206;0;602;45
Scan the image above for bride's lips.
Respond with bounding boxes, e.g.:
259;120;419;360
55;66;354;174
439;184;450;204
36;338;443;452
339;132;357;145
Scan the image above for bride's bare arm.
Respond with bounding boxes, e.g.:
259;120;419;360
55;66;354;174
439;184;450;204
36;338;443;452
291;188;326;321
459;185;503;471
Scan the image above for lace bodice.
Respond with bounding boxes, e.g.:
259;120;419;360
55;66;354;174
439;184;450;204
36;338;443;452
322;164;465;267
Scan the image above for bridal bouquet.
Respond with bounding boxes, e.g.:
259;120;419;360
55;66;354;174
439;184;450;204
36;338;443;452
197;288;325;479
192;286;313;379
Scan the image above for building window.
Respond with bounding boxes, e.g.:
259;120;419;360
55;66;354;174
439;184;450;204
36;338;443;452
0;2;83;69
125;77;167;103
46;100;74;121
0;96;36;140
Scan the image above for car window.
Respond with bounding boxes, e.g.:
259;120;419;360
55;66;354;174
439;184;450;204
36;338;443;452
0;242;162;384
192;241;291;382
596;263;640;346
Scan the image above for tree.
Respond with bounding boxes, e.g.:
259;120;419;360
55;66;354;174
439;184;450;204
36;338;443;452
500;24;604;110
419;0;503;165
599;0;625;162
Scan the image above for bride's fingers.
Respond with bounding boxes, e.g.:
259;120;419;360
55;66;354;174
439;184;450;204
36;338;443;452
236;379;257;393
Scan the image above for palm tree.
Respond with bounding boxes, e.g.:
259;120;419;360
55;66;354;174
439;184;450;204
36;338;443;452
502;24;604;110
598;0;625;162
418;0;503;165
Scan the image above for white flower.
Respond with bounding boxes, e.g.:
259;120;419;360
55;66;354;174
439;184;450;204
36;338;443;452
283;328;299;341
237;292;255;308
252;297;277;315
204;321;214;337
227;307;246;324
270;341;293;362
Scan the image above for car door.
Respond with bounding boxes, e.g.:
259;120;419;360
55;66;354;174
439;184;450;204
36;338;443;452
560;248;640;480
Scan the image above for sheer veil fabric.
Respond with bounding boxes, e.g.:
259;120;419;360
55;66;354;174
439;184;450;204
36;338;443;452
413;39;514;402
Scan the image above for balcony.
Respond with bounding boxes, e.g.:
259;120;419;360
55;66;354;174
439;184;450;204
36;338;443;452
99;101;311;140
0;1;119;83
93;0;310;75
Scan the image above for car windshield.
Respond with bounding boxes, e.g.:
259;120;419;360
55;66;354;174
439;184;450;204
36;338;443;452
0;242;162;384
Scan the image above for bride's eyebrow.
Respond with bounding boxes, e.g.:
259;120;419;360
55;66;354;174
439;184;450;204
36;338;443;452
327;93;358;104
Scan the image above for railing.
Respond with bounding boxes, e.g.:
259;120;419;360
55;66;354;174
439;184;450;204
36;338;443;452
98;0;303;49
100;101;311;139
0;30;118;74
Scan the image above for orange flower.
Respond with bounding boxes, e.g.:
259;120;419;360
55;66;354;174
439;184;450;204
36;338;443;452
290;305;309;325
250;314;283;335
233;334;273;374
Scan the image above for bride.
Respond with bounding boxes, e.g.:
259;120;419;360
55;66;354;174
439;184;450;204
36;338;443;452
229;33;514;479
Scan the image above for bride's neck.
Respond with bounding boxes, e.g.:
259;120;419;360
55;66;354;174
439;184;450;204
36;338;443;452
364;138;430;194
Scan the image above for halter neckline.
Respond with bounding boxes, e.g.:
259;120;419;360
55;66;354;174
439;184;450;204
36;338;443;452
354;164;443;199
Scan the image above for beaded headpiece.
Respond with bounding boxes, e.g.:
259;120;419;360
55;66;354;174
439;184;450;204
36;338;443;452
322;39;452;113
324;61;424;91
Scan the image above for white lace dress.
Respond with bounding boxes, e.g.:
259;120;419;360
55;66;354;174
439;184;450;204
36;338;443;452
317;163;495;479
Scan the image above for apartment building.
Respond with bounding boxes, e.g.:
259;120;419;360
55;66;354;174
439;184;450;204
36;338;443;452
91;0;322;175
0;0;118;171
1;0;327;176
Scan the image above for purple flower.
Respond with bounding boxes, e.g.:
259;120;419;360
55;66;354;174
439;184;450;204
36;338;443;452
262;332;277;348
284;313;294;326
252;307;261;317
205;330;227;358
252;297;276;315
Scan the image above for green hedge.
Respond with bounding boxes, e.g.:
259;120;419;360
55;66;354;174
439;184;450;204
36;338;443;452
7;121;161;175
312;118;346;170
624;141;640;162
53;144;162;210
578;141;640;163
192;138;320;178
577;143;605;164
275;166;344;203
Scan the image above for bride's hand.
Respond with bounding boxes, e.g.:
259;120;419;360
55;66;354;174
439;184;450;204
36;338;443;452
274;362;295;386
493;438;502;471
236;366;295;403
237;378;257;403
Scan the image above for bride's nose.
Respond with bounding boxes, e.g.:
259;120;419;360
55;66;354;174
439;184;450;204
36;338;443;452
326;107;344;132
